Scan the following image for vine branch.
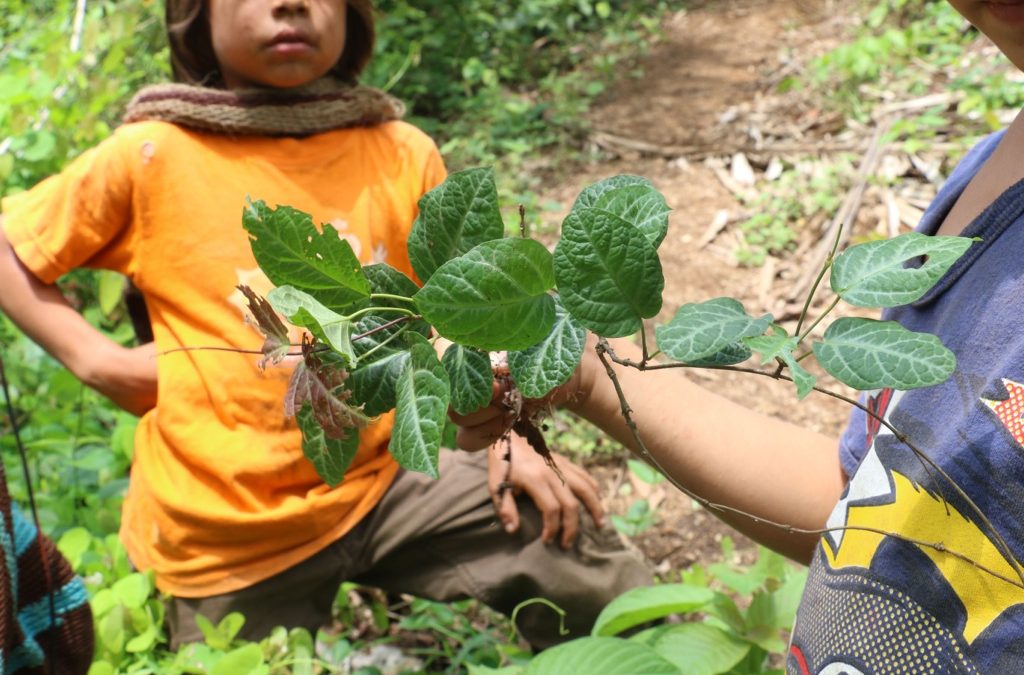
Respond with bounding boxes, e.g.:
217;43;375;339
594;338;1024;587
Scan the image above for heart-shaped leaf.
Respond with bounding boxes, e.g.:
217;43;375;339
656;298;772;364
830;232;974;307
297;403;360;487
589;183;671;249
415;238;556;351
812;317;955;390
243;200;369;311
442;344;494;416
555;207;664;337
408;167;505;282
389;334;451;478
508;295;587;399
573;175;656;209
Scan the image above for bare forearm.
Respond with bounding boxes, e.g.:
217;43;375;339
0;221;109;377
0;221;157;415
569;338;845;563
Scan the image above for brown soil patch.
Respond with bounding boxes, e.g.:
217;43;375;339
543;0;861;572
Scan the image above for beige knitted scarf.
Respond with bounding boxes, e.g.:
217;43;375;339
123;78;405;136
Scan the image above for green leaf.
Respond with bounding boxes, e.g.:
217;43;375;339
592;584;715;637
573;175;655;209
125;624;159;653
297;403;361;487
526;637;678;675
652;624;751;675
627;459;665;485
268;286;357;365
243;200;370;311
210;644;266;675
745;329;816;399
830;232;974;307
656;298;773;364
589;183;671;249
812;318;956;390
684;342;752;367
389;334;451;478
358;263;430;328
349;340;410;416
415;238;556;351
555;207;664;337
57;527;91;570
408;167;505;282
508;295;587;399
442;345;494;416
111;573;151;610
97;271;125;317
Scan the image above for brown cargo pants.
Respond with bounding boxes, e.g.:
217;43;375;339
167;449;652;650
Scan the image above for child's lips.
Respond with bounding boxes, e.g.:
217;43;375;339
267;30;315;56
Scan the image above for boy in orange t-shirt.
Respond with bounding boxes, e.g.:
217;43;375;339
0;0;649;649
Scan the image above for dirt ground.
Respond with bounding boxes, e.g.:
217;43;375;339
539;0;862;573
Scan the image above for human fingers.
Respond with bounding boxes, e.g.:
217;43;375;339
544;471;581;549
496;483;520;534
557;458;606;530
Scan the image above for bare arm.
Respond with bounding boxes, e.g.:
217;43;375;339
0;216;157;415
568;338;845;563
455;337;846;563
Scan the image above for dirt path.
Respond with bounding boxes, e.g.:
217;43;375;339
541;0;859;572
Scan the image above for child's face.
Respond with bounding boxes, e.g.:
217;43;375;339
208;0;347;89
947;0;1024;70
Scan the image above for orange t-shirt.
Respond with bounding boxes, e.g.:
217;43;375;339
1;119;446;596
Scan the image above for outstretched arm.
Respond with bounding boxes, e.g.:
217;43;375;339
455;337;846;564
0;217;157;416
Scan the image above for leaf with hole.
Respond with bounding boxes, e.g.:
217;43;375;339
830;232;974;307
415;238;556;351
243;200;369;311
812;317;955;390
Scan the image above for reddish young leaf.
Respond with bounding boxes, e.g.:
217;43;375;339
237;285;291;368
285;336;369;440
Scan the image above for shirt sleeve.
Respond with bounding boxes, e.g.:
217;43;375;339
420;140;447;196
0;132;136;284
838;398;868;479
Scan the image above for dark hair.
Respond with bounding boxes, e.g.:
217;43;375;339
165;1;376;86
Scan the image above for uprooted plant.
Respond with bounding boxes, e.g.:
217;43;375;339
237;167;1022;591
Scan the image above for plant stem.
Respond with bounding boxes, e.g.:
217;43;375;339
795;260;832;338
798;296;841;343
369;293;416;305
358;325;412;363
597;339;1024;586
343;305;417;322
